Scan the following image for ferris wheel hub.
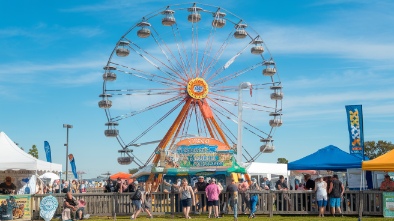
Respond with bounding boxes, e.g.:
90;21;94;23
187;77;209;99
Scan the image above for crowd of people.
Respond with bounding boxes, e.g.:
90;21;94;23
94;173;394;220
102;175;259;220
1;173;393;220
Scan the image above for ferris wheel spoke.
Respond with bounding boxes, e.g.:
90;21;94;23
125;40;186;83
191;19;199;78
105;88;183;96
211;109;237;144
150;26;189;81
208;97;269;137
210;62;263;86
201;30;234;78
206;39;253;82
209;93;277;115
199;13;219;78
111;61;184;87
126;98;186;147
171;24;193;80
110;95;182;122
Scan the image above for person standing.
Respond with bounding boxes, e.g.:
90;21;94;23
194;176;208;213
179;178;195;219
142;192;153;219
275;175;289;211
130;181;143;220
248;178;260;218
53;180;60;193
0;176;16;194
303;174;315;210
205;178;221;218
260;177;270;190
328;174;344;217
314;175;328;217
71;180;78;193
304;174;315;190
226;179;239;221
237;179;249;214
380;174;394;191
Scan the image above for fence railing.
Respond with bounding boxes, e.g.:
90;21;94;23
31;190;384;219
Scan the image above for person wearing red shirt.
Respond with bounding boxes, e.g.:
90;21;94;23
380;174;394;191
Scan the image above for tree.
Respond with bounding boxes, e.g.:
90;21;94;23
364;140;394;159
28;145;39;159
277;158;288;164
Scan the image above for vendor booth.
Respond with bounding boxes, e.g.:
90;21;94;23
0;131;62;220
362;149;394;217
288;145;362;170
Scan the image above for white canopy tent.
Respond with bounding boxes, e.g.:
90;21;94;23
0;131;62;172
0;131;62;194
245;162;288;178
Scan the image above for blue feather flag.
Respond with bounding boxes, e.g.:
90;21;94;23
68;154;78;179
44;141;52;163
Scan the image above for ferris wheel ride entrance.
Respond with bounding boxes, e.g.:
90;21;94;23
99;3;283;175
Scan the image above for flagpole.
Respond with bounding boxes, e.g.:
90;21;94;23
63;124;73;182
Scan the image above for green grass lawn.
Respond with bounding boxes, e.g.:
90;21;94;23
82;214;390;221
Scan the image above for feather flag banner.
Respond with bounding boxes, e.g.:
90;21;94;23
68;154;78;179
44;141;52;163
345;105;364;159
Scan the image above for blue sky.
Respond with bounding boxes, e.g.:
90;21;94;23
1;0;394;179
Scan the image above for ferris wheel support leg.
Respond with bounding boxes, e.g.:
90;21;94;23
147;98;193;182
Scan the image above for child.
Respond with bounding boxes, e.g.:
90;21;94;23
76;199;86;220
142;192;153;219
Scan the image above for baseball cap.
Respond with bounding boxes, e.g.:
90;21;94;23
385;174;390;178
210;178;216;183
198;176;204;179
317;175;323;178
134;180;138;185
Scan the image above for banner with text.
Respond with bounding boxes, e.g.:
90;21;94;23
345;105;364;158
0;194;31;221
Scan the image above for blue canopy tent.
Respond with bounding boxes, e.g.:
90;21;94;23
288;145;362;171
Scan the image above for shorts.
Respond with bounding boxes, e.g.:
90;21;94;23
317;199;327;207
132;200;142;210
207;200;219;206
330;197;341;208
181;198;192;207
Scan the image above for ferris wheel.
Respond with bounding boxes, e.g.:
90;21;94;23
99;3;283;168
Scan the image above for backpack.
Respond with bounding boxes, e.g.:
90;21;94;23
131;187;142;200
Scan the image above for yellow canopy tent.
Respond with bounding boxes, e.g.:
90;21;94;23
362;149;394;171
